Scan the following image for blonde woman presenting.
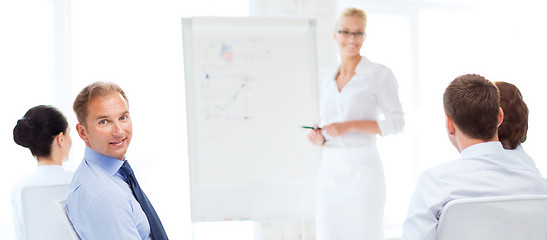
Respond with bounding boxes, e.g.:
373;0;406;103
308;7;404;240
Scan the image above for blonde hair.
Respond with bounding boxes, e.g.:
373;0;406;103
336;7;367;27
73;81;129;126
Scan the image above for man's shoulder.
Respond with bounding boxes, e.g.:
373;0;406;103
421;159;462;178
424;143;507;177
68;160;123;201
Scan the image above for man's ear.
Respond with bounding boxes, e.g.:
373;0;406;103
76;123;89;143
446;114;455;135
497;107;504;127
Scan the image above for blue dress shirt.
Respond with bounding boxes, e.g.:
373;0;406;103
66;146;151;240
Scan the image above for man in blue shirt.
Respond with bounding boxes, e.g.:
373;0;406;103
66;81;168;239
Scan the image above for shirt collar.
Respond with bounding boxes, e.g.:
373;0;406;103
353;56;368;75
84;146;125;176
460;141;504;159
327;56;370;88
36;165;64;171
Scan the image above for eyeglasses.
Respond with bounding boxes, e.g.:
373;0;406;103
337;30;365;39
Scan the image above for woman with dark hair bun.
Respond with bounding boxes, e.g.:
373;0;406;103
11;105;73;240
495;81;537;169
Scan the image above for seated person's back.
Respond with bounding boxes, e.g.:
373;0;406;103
11;105;73;240
401;74;547;240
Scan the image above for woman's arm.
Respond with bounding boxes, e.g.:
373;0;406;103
377;68;404;136
322;120;380;137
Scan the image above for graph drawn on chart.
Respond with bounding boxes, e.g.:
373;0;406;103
200;72;253;121
199;38;272;120
206;38;271;69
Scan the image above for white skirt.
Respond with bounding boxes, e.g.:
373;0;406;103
316;145;386;240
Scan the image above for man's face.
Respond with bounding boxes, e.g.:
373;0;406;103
76;93;132;160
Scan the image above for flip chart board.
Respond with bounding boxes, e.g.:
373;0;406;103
182;17;320;221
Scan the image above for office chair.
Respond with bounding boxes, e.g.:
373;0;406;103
436;195;547;240
54;199;81;240
20;184;73;240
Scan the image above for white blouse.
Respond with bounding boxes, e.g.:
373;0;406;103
11;165;73;240
320;57;404;148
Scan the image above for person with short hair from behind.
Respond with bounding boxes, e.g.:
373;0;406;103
401;74;547;240
65;81;168;239
11;105;73;240
495;81;538;169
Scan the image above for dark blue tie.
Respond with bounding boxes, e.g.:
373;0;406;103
121;161;168;240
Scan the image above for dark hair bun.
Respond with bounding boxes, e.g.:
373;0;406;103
13;105;68;157
13;117;40;148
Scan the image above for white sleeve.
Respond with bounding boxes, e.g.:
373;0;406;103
376;67;404;136
401;171;446;240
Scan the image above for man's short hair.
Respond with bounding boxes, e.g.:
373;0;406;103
73;81;129;126
443;74;500;140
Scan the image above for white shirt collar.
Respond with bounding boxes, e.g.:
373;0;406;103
460;141;504;159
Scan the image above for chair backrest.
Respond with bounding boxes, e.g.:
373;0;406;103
436;195;547;240
20;184;73;240
53;200;81;240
